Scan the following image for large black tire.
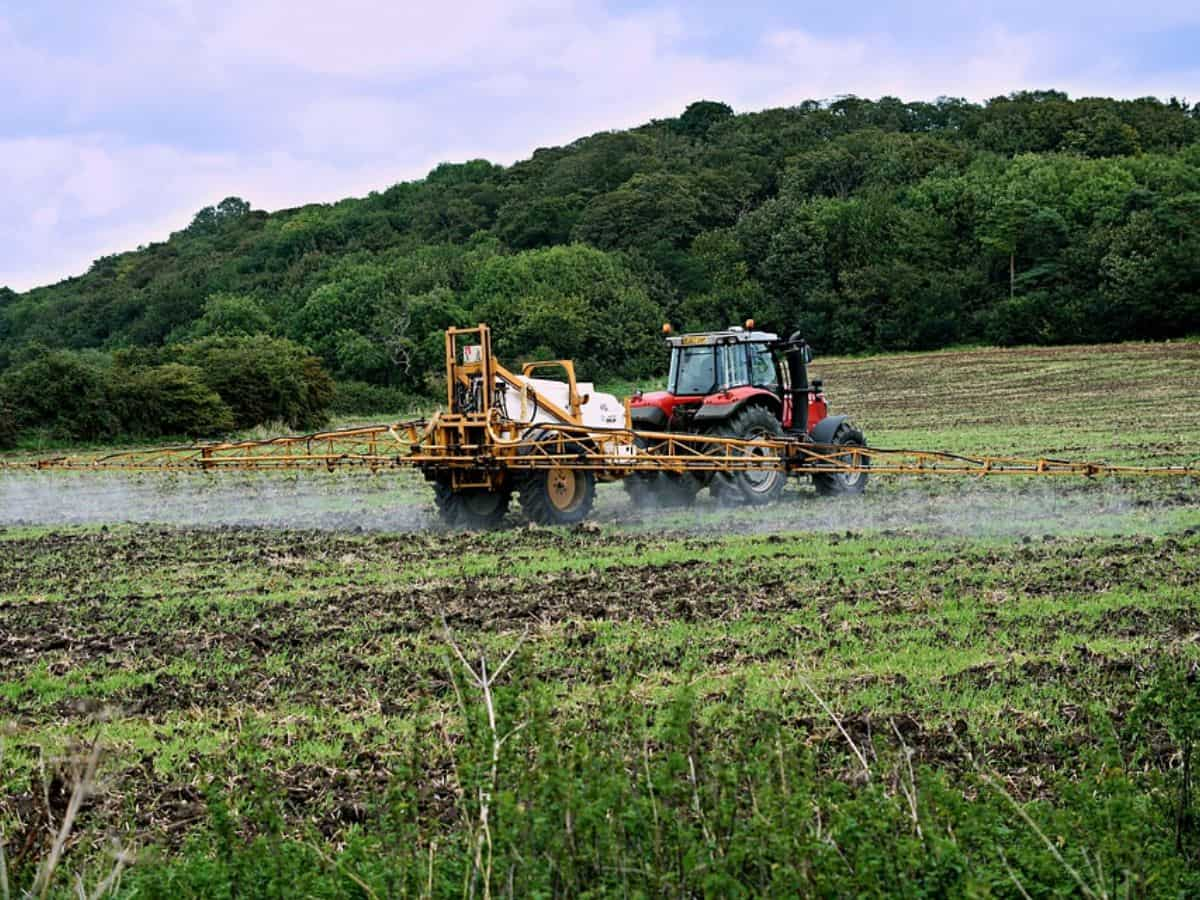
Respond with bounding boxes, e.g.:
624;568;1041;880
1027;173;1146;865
624;435;701;509
711;405;787;505
434;483;511;529
813;424;869;496
518;429;596;525
624;472;703;508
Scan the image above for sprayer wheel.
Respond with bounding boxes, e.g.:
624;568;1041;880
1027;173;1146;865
813;424;870;497
518;428;596;525
433;483;511;529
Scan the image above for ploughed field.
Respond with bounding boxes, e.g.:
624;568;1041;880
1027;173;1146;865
2;341;1200;896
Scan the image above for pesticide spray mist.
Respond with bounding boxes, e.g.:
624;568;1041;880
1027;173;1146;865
2;470;1194;538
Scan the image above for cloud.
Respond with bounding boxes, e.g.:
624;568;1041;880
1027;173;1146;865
2;1;1198;291
0;135;417;291
215;0;575;78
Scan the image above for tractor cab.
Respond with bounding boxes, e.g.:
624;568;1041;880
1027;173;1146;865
631;322;827;437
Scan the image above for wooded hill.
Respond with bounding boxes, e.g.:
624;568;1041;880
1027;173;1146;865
2;91;1198;442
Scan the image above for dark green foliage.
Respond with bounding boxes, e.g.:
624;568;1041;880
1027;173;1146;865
675;99;735;139
176;335;334;430
1128;660;1200;856
0;397;16;449
176;293;273;340
110;363;235;438
2;91;1199;436
0;350;119;439
121;681;1200;897
329;380;423;416
0;344;298;441
469;244;665;378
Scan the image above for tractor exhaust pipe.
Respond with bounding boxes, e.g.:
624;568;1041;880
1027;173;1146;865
785;331;810;436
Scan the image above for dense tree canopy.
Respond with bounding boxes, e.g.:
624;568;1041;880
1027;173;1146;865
2;92;1198;440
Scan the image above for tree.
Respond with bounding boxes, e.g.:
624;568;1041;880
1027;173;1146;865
333;330;393;384
678;228;770;331
977;197;1039;299
496;195;583;250
1;91;1198;394
180;293;272;339
675;100;734;139
176;335;334;429
188;196;252;233
291;263;406;374
469;245;666;377
573;173;707;251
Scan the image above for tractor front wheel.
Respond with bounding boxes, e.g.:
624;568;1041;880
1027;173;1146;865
712;405;787;505
434;483;512;529
813;424;869;496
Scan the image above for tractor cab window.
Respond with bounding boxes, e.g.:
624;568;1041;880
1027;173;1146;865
669;345;718;395
721;343;749;389
748;344;779;394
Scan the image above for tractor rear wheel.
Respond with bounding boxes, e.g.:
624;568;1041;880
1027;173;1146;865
712;405;787;505
433;483;511;529
813;424;869;496
518;429;596;525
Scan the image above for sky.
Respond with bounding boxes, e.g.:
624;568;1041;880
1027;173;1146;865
1;1;1198;292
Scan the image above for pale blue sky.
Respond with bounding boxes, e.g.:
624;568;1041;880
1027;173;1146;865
1;1;1197;291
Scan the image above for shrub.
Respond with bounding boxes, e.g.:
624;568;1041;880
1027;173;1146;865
0;350;118;439
330;380;426;416
177;335;334;430
110;363;235;438
0;397;16;449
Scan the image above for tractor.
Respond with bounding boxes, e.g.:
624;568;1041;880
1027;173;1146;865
627;321;868;505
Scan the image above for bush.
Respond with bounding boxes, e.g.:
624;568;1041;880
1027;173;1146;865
0;398;16;449
110;363;235;438
177;335;334;430
330;380;426;416
0;350;118;439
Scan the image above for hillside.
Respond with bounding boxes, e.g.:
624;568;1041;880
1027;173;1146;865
1;91;1199;443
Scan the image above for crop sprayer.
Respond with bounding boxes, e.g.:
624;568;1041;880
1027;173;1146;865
3;323;1196;528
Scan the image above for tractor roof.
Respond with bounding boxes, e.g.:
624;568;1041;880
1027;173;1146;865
666;326;779;347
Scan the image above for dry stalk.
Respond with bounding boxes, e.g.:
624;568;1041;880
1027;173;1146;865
32;740;102;899
890;720;922;840
441;622;528;900
686;754;717;859
308;842;380;900
2;736;130;900
998;847;1034;900
798;675;871;781
969;750;1106;900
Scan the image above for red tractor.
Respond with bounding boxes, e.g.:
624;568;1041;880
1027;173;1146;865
627;322;868;505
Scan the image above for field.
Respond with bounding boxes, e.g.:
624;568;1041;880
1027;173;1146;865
2;341;1200;897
